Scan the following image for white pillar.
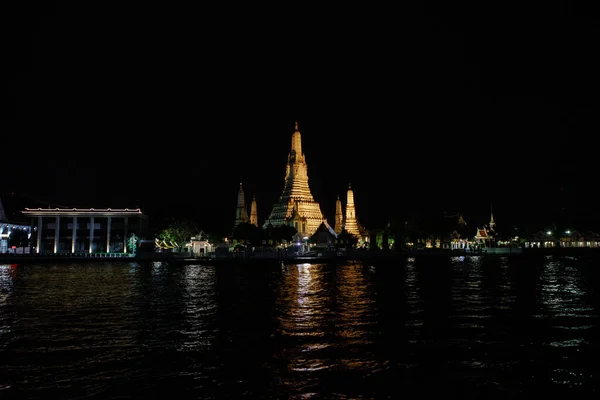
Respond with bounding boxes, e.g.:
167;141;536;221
37;216;42;253
0;224;6;254
106;216;112;253
29;218;35;254
53;216;60;254
89;216;95;254
72;216;77;253
123;217;129;253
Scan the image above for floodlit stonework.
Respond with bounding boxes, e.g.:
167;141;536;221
343;184;360;236
334;184;369;242
263;122;333;236
234;183;249;228
249;195;258;227
234;183;259;230
334;194;344;235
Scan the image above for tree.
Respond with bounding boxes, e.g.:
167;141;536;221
337;229;359;249
271;225;297;245
156;218;199;252
232;222;261;245
126;233;139;254
207;232;224;244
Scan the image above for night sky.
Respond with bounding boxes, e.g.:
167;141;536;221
5;4;599;235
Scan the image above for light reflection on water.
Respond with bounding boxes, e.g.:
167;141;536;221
0;256;599;398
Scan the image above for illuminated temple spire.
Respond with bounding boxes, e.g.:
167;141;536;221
263;122;334;236
489;204;495;231
250;195;258;227
343;183;361;236
290;121;303;163
234;183;249;229
334;194;343;234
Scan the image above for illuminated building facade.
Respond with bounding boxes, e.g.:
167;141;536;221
21;207;148;254
263;122;334;237
524;230;600;248
474;207;497;248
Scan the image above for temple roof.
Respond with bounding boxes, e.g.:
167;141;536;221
475;228;488;238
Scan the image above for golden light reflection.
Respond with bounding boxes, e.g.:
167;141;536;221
276;261;378;379
335;262;375;342
334;262;378;372
277;262;331;380
278;263;328;338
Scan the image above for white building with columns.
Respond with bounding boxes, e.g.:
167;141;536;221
21;207;149;254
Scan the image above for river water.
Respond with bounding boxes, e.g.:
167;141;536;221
1;255;599;399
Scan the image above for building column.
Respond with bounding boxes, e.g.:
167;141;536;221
89;216;95;254
0;224;6;253
106;216;112;253
72;216;77;253
29;218;35;254
54;216;60;254
123;217;129;253
37;216;43;253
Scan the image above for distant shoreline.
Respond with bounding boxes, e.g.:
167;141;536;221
1;247;599;265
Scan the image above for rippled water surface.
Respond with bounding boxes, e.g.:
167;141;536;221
1;255;599;399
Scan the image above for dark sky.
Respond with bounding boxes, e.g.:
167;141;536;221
5;4;599;234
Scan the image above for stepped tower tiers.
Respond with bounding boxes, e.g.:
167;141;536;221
341;184;369;244
263;122;335;237
334;194;344;234
343;184;361;236
234;183;249;229
250;195;258;227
